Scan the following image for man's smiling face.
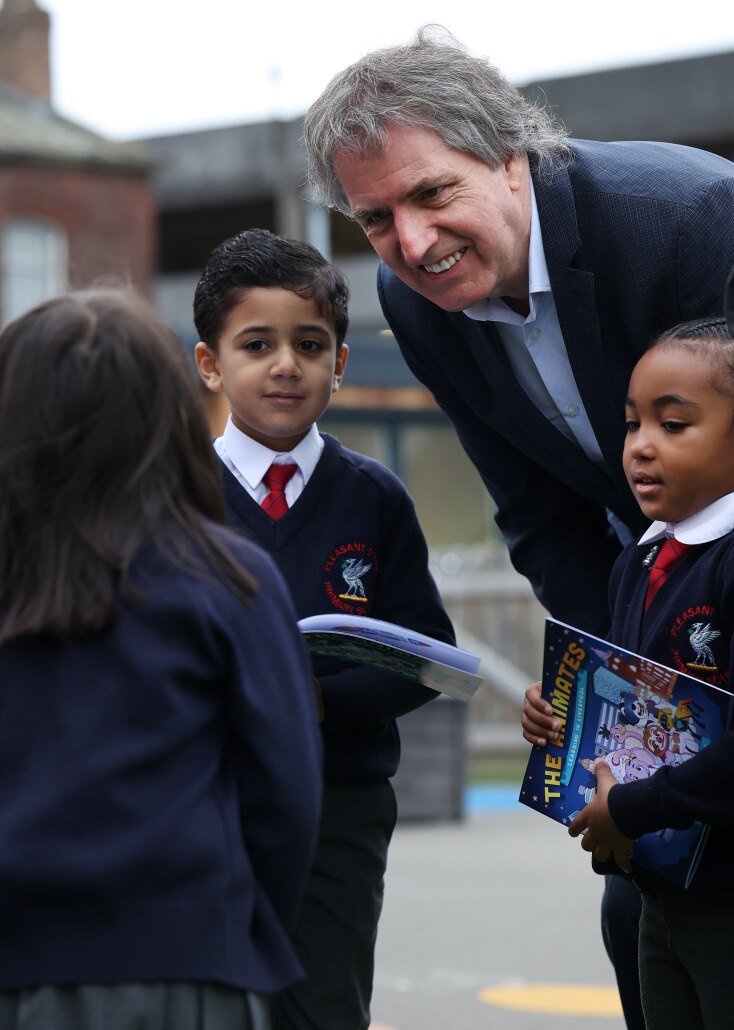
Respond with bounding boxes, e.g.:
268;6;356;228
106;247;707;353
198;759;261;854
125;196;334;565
333;123;532;313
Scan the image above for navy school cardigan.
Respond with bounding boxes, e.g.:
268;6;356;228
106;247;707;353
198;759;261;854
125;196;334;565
0;526;322;991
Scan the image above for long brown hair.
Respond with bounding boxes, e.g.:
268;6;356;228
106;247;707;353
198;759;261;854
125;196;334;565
0;289;256;641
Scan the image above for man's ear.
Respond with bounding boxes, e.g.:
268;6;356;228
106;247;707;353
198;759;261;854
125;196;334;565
503;152;528;193
195;341;223;392
332;343;349;392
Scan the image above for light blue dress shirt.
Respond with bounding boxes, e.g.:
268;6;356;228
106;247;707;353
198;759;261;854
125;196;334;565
463;180;604;466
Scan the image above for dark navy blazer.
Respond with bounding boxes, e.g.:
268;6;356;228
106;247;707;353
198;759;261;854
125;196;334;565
378;139;734;635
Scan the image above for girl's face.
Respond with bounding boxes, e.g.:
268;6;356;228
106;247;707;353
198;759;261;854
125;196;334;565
624;346;734;523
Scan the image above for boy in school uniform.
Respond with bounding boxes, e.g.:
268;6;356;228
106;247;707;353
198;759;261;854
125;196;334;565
193;228;456;1030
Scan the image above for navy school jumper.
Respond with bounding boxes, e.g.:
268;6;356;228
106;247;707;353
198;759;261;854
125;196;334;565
219;433;456;783
606;532;734;894
0;528;322;992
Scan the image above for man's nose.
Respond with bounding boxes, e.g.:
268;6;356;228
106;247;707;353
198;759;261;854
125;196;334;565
393;209;437;266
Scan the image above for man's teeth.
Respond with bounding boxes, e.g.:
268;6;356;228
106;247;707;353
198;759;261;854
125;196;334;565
423;248;466;274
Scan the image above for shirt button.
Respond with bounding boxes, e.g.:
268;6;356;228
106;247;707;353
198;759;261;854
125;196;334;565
567;404;579;416
530;328;541;340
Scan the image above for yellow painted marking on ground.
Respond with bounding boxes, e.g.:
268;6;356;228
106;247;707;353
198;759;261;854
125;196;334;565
478;983;623;1017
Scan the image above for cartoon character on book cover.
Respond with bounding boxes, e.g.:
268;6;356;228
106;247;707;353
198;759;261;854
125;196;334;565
519;622;732;885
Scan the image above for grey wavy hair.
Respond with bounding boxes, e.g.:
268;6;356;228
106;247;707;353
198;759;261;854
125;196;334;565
304;25;571;215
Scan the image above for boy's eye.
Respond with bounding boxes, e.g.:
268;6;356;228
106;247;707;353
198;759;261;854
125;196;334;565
244;339;269;352
298;339;322;353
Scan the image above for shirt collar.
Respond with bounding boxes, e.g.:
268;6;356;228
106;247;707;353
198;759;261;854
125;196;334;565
462;179;550;325
220;417;323;489
637;491;734;546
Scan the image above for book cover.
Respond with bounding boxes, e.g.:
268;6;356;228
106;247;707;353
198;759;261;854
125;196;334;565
519;618;733;887
297;614;483;702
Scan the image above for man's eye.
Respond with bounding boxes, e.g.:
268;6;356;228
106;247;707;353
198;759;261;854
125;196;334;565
422;186;444;200
360;210;389;229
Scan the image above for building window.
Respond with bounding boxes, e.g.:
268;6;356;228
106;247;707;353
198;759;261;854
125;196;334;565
323;414;496;549
1;219;67;325
401;424;495;547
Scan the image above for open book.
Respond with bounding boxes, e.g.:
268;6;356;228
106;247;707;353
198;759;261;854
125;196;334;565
297;614;483;702
519;618;734;887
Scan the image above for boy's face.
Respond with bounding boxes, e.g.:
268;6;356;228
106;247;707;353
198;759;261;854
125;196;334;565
623;346;734;523
195;286;347;451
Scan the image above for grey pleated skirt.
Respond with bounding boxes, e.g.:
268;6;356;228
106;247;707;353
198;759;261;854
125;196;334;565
0;982;271;1030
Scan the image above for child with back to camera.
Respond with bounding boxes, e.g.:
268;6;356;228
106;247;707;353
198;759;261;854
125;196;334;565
525;317;734;1030
0;289;322;1030
193;228;456;1030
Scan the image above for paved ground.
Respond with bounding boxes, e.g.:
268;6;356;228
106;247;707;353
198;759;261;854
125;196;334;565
369;793;626;1030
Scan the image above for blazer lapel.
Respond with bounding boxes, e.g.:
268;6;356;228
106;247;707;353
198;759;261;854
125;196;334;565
533;161;632;505
446;311;621;507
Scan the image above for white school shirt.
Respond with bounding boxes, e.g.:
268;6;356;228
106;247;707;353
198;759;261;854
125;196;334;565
214;417;323;508
637;492;734;547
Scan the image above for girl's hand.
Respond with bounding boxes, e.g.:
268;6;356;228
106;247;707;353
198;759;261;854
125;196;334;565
522;681;561;746
568;759;635;872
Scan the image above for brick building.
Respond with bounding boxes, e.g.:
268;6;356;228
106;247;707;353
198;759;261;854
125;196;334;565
0;0;155;326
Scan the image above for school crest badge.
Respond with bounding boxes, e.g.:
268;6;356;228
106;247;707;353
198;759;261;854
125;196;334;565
686;622;720;671
322;542;378;614
668;604;728;686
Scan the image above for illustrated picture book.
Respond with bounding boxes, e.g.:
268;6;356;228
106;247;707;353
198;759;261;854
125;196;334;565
519;618;733;886
298;613;483;702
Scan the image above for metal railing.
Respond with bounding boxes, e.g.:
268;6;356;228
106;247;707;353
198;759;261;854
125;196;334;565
432;544;547;754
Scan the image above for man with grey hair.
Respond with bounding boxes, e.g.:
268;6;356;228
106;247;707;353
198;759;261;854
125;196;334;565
305;26;734;1030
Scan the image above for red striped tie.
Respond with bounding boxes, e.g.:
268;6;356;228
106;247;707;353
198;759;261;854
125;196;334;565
644;537;690;612
261;463;297;520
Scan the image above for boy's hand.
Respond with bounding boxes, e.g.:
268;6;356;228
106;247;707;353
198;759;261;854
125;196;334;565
522;681;561;746
568;759;634;873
